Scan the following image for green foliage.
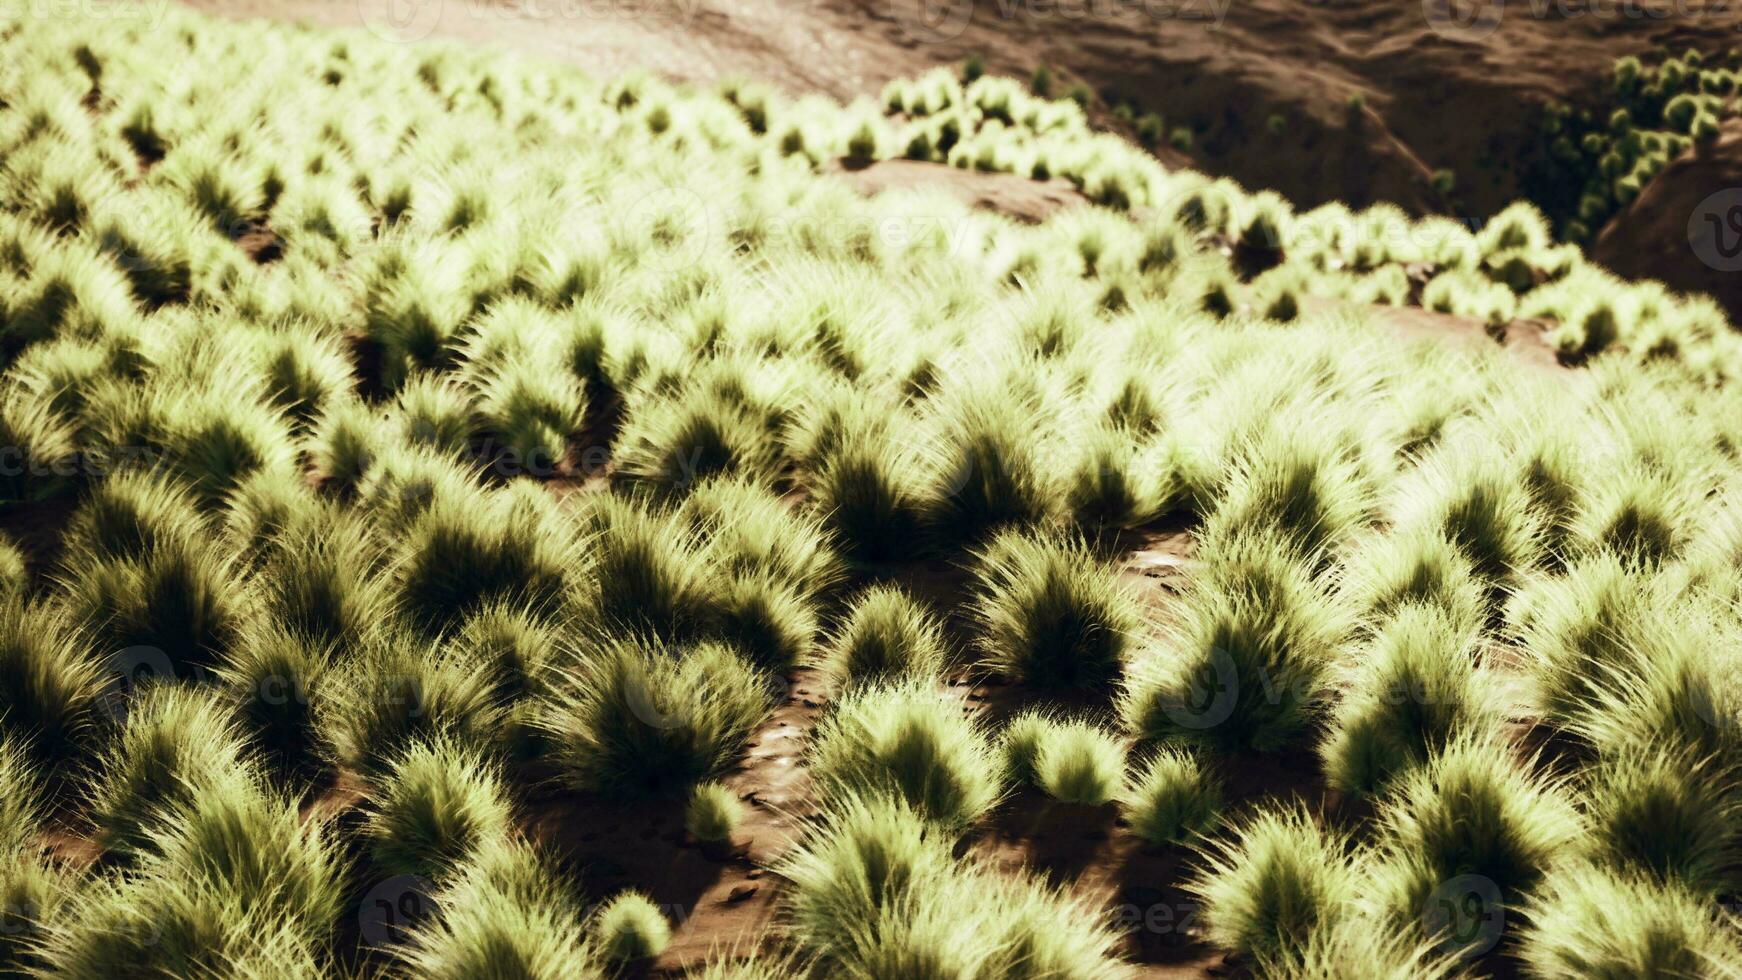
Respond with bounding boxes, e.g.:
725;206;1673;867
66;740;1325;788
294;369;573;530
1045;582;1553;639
541;638;772;799
969;528;1141;690
809;680;1002;829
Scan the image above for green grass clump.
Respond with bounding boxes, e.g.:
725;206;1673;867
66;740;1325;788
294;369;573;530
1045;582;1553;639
1123;747;1222;846
0;597;104;768
1394;451;1542;587
806;425;935;561
364;738;515;881
920;376;1061;541
1122;529;1342;753
393;840;601;979
1319;603;1498;797
686;781;745;842
1006;716;1125;805
1187;806;1356;967
217;624;332;782
820;585;950;690
585;494;718;642
1517;555;1668;731
969;528;1141;691
317;631;504;780
392;490;575;633
136;770;345;939
1368;735;1581;946
541;638;771;799
62;531;246;680
85;684;248;859
808;680;1002;829
780;791;1128;977
1337;529;1486;637
1517;864;1742;977
1581;745;1739;897
1203;424;1371;559
592;891;671;965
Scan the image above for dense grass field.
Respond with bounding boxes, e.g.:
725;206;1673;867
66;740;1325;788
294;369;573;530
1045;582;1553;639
3;5;1742;978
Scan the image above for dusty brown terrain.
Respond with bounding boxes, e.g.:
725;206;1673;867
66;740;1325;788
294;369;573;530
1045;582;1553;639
1595;117;1742;320
183;0;1742;224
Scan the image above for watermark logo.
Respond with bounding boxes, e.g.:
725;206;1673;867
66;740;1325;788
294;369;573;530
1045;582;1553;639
1423;874;1505;959
358;0;444;42
1421;0;1503;40
359;875;441;947
1688;188;1742;273
890;0;976;42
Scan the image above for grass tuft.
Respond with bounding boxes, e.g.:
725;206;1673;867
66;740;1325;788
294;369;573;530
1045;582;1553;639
541;638;771;799
592;891;671;964
809;680;1002;829
364;737;516;881
969;528;1140;691
1123;746;1222;846
821;585;950;691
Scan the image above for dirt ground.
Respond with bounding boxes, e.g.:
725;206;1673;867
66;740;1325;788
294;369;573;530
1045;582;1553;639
181;0;1742;223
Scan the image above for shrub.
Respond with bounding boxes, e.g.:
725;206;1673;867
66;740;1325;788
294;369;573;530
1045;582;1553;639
318;630;504;780
0;597;105;768
808;680;1002;829
393;839;598;979
393;374;476;458
31;872;327;979
1368;735;1581;945
1517;554;1662;730
474;358;586;473
920;376;1061;541
0;853;61;976
1393;450;1541;586
820;585;950;690
1122;529;1342;753
60;469;205;564
137;770;345;935
1203;424;1370;559
1516;864;1742;977
1337;529;1486;636
1319;604;1498;797
393;490;574;633
1566;613;1742;766
218;625;332;783
969;528;1141;691
1066;425;1171;529
64;532;247;680
613;390;778;492
585;494;718;641
364;738;515;881
681;475;844;601
685;781;744;842
780;791;1127;977
1187;807;1356;966
251;507;388;647
807;425;934;562
1030;719;1124;805
85;684;248;859
541;638;772;799
1582;745;1739;897
1124;747;1221;846
592;891;671;964
0;737;45;854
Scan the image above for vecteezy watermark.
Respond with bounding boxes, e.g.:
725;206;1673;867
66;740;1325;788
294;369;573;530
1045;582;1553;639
890;0;1230;43
1422;874;1505;959
1688;188;1742;273
358;875;441;947
357;0;446;42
